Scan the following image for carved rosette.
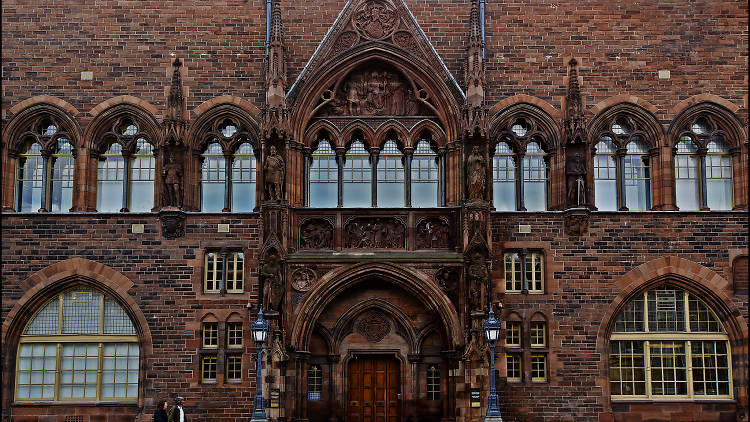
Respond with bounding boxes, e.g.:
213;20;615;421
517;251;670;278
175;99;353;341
159;209;186;239
299;218;334;250
291;267;316;292
352;0;399;40
344;217;406;249
356;311;391;343
392;30;418;53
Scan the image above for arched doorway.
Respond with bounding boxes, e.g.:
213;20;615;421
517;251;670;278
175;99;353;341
291;263;461;422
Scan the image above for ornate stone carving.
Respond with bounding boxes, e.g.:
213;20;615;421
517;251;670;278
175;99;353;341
352;0;399;40
261;251;284;313
264;145;285;201
392;31;417;53
291;267;316;292
332;31;359;55
356;311;391;343
467;251;487;312
344;217;406;249
466;145;487;202
320;69;423;117
416;217;452;249
564;208;590;237
435;267;459;292
300;218;334;249
159;209;185;239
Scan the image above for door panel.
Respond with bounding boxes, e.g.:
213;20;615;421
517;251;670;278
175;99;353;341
348;356;400;422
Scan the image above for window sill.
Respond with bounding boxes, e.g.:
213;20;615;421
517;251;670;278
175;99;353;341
610;397;735;403
13;400;137;406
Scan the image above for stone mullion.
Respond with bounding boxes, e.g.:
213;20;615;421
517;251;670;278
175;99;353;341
697;147;709;210
615;148;627;211
120;150;132;212
647;147;658;210
39;149;52;212
336;148;345;207
516;153;526;211
223;151;232;212
371;147;379;207
190;149;202;211
661;143;678;211
437;147;447;207
302;148;311;207
729;147;745;209
404;147;413;207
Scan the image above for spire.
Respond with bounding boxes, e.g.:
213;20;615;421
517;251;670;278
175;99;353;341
463;0;486;137
263;0;289;139
167;57;184;122
469;0;482;48
564;58;585;143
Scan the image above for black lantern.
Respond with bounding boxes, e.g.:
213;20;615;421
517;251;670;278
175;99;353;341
250;306;269;421
483;305;503;420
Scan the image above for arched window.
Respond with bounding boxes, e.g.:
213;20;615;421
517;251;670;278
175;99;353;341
231;143;256;212
16;142;45;212
307;364;322;401
492;141;516;211
609;285;732;399
343;140;371;207
49;138;75;212
377;140;405;207
705;138;732;210
97;143;125;212
16;286;139;402
129;138;155;212
201;142;226;212
426;364;441;400
674;138;700;211
309;140;338;208
522;141;548;211
411;140;439;208
624;139;651;211
594;137;617;211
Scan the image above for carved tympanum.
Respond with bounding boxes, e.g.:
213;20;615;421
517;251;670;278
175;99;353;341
300;218;334;249
344;217;406;249
320;69;423;117
356;311;391;343
291;267;316;292
353;0;399;40
416;217;452;249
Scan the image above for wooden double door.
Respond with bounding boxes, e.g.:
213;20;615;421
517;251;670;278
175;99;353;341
347;356;401;422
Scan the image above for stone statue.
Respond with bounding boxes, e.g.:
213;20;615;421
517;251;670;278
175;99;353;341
566;151;586;206
264;145;285;201
261;253;284;313
466;146;487;202
162;152;183;208
467;251;487;312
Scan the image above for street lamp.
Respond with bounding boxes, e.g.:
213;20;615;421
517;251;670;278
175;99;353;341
483;304;503;421
251;306;270;422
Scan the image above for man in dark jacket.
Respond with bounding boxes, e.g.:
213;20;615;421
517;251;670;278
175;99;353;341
167;396;186;422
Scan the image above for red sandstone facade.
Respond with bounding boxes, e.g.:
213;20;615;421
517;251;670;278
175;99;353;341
1;1;748;422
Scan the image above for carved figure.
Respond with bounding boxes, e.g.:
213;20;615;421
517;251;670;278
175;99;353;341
466;146;487;202
344;217;405;249
264;145;285;201
162;152;183;208
416;218;452;249
300;219;334;249
566;151;587;206
321;69;424;117
291;268;316;292
261;253;284;312
467;251;487;312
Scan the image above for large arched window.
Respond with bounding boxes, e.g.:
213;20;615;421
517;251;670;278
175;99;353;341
609;285;732;399
309;140;338;208
492;141;516;211
201;142;226;212
15;286;139;402
14;118;75;212
342;140;371;207
377;140;405;207
594;117;654;211
411;140;439;208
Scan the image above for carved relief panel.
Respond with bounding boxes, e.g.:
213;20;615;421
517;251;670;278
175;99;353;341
343;216;406;249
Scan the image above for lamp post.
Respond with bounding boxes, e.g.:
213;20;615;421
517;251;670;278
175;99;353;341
250;306;270;422
483;305;503;421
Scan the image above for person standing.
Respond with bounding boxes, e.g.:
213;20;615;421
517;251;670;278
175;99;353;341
154;399;168;422
167;396;186;422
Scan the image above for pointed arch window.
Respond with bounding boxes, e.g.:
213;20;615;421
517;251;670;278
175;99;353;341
705;138;732;210
309;140;338;208
16;142;45;212
49;138;75;213
200;142;226;212
609;285;732;400
594;137;618;211
624;139;651;211
343;140;371;207
411;140;439;207
15;286;139;402
97;143;126;212
492;141;516;211
674;138;700;211
129;138;155;212
377;140;405;207
522;141;549;211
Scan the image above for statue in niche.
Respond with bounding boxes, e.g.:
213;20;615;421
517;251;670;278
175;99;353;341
264;145;285;201
322;69;422;117
467;251;487;312
566;151;586;207
466;146;487;202
261;253;284;313
162;152;183;208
